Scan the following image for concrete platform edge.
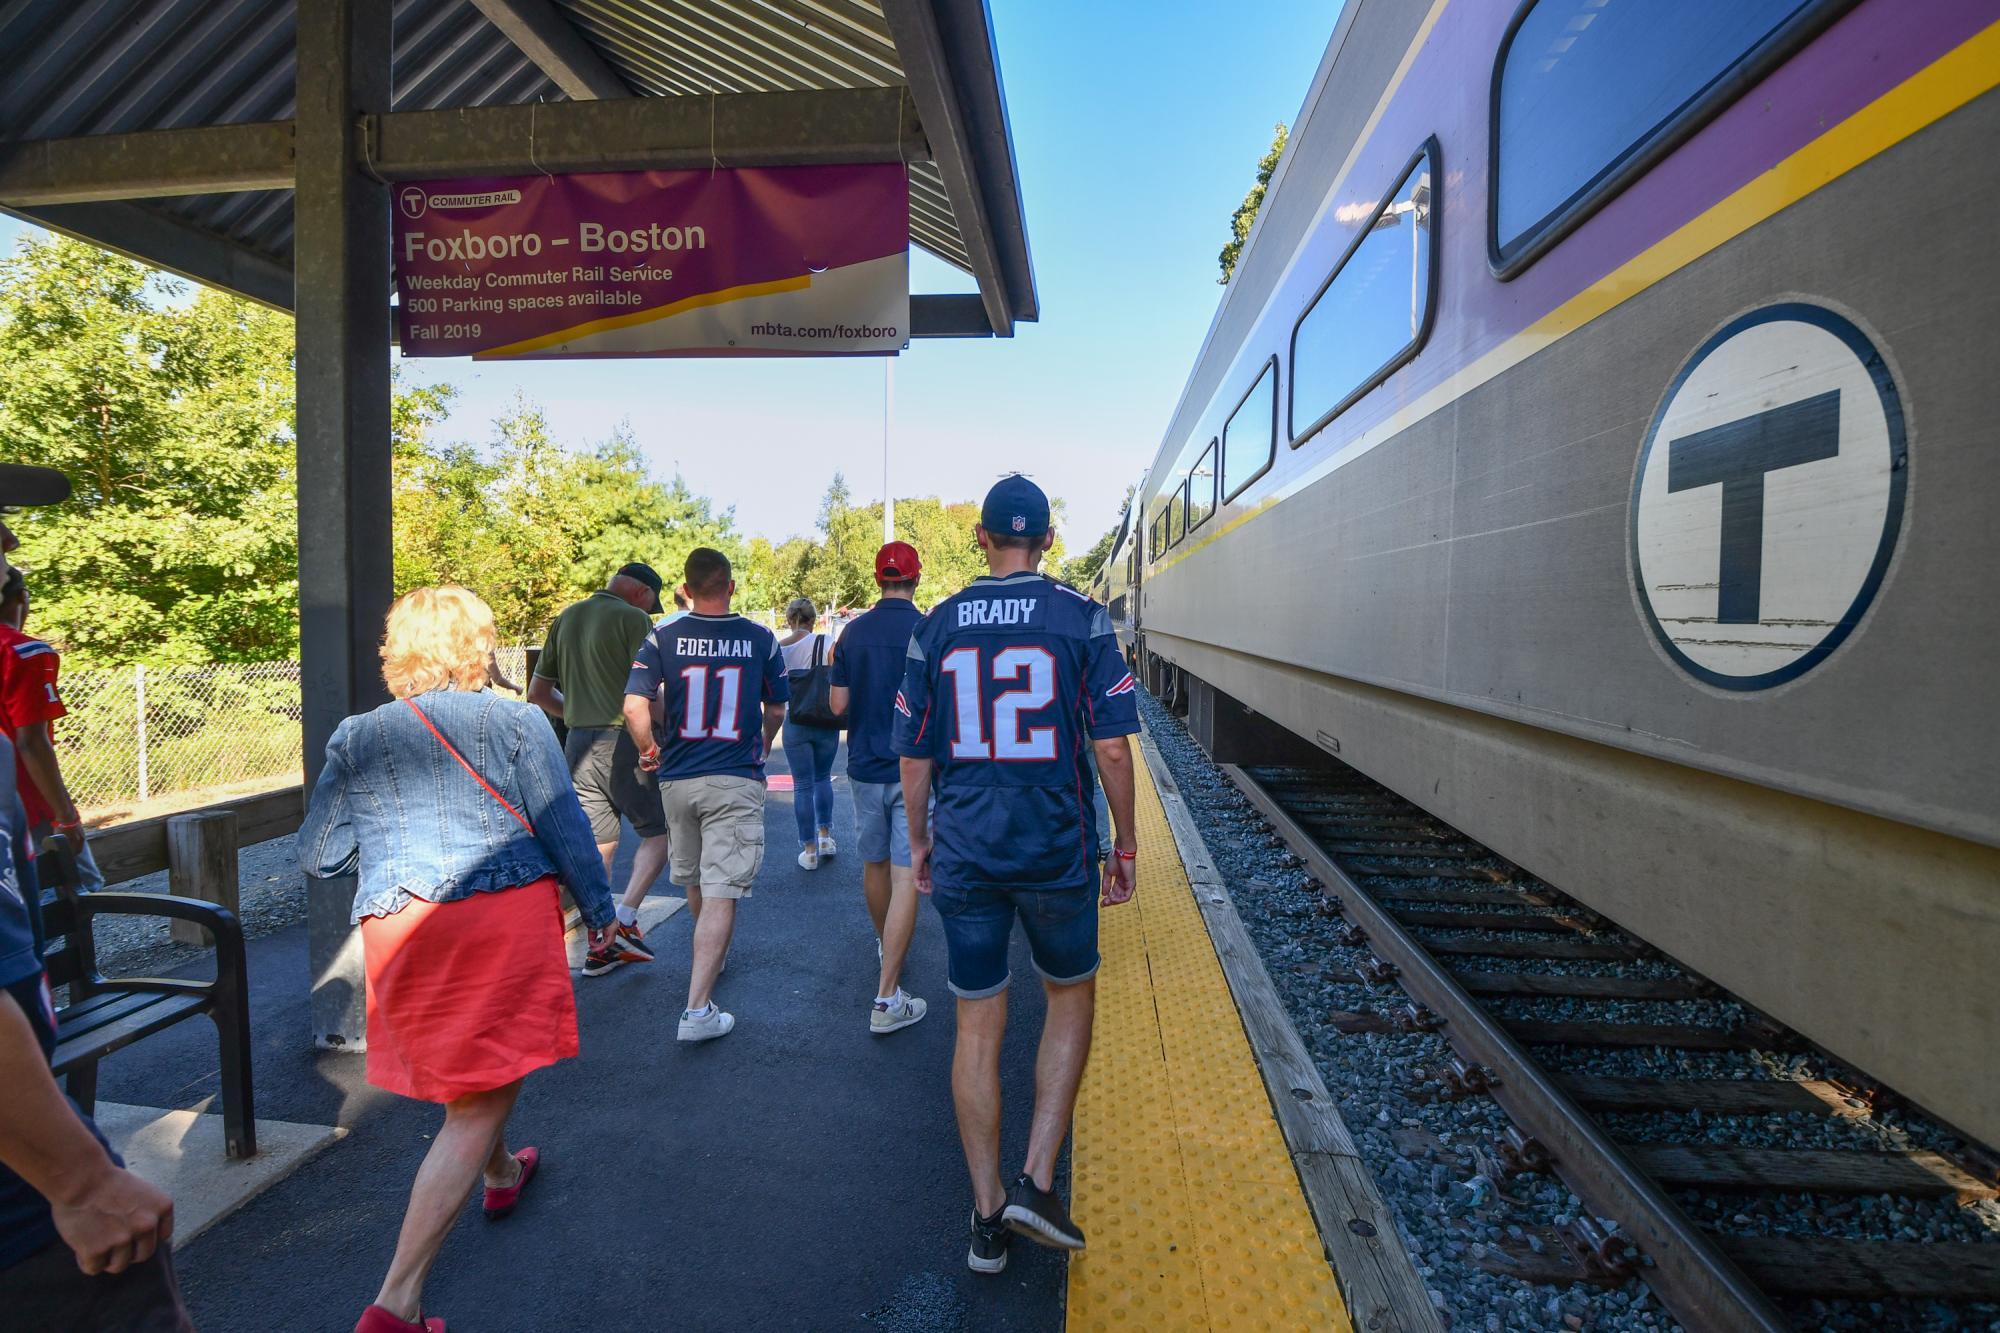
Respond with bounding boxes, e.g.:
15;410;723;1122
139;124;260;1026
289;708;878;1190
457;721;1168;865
1136;724;1446;1333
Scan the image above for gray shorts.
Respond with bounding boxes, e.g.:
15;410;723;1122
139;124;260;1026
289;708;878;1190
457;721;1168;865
563;727;667;842
661;773;766;897
850;779;911;867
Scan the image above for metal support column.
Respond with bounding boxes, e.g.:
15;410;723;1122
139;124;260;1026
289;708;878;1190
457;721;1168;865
296;0;393;1050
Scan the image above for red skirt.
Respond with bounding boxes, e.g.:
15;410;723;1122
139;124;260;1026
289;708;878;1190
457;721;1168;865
361;876;578;1103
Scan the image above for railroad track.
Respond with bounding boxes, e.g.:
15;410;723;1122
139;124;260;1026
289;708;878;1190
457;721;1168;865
1222;763;2000;1332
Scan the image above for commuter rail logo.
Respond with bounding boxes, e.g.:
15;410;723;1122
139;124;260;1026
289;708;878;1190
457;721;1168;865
390;164;909;360
1630;303;1907;691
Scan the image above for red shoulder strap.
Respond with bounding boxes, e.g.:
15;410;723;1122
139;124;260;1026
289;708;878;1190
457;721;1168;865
404;697;534;834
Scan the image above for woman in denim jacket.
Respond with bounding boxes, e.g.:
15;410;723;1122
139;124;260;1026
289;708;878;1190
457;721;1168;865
299;587;615;1333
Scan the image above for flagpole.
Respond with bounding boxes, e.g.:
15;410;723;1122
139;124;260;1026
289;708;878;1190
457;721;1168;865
883;356;895;543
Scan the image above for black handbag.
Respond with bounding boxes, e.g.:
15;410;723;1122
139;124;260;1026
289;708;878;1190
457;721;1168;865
787;634;845;729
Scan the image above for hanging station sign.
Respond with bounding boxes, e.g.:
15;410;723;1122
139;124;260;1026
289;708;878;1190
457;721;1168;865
391;164;909;359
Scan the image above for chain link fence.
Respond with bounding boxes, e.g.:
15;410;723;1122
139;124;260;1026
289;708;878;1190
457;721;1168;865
59;648;536;816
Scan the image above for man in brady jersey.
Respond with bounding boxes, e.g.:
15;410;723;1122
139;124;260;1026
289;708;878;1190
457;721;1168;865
622;548;788;1043
893;474;1140;1274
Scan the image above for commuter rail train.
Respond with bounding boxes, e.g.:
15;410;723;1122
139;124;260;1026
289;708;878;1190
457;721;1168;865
1092;0;2000;1148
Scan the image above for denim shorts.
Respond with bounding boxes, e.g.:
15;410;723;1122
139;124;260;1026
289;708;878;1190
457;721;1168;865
932;880;1100;998
849;779;910;867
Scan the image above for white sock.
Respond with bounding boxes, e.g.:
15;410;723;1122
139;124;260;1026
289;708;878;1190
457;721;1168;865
875;989;902;1008
616;903;638;926
686;1003;713;1018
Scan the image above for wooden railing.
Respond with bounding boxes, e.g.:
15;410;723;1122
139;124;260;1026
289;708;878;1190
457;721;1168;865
88;786;305;887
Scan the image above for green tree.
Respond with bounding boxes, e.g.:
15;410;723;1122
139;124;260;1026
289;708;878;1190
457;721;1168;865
0;237;305;663
1061;486;1135;589
1218;123;1289;284
393;398;745;644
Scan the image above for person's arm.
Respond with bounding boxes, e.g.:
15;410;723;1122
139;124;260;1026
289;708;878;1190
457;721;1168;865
486;651;521;695
0;989;173;1274
621;629;666;768
761;703;784;762
900;755;936;893
525;674;563;720
511;712;615;941
828;635;849;719
1080;605;1141;905
1093;736;1138;906
890;623;939;890
528;620;564;720
296;732;360;879
13;722;79;828
760;634;790;763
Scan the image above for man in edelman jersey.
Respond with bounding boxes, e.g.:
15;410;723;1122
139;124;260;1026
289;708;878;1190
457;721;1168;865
622;548;788;1043
893;474;1140;1274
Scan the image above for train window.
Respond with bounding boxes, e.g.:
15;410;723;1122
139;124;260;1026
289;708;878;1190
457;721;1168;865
1167;482;1186;547
1223;358;1278;502
1187;441;1218;532
1290;139;1439;448
1490;0;1851;276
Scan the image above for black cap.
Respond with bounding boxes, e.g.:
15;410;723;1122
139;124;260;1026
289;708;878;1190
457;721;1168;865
0;465;71;509
615;561;664;612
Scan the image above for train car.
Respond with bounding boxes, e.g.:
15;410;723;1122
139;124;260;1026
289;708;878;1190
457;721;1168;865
1131;0;2000;1147
1098;485;1145;662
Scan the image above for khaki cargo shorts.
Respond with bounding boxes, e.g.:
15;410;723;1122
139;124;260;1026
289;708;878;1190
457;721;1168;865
660;773;766;898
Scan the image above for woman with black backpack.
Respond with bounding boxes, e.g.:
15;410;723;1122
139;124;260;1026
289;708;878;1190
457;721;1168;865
778;597;843;869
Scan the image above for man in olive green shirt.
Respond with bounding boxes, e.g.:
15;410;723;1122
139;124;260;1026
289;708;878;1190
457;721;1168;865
529;563;671;974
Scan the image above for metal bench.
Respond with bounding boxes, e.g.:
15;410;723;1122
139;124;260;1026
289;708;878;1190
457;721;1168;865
38;834;257;1159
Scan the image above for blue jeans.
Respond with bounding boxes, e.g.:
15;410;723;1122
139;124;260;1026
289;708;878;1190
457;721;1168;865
782;719;839;845
932;880;1101;998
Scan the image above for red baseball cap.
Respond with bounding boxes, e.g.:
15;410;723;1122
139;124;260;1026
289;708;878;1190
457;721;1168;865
875;541;921;582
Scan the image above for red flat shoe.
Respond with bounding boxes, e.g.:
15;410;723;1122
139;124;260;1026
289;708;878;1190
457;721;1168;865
354;1304;444;1332
482;1145;539;1220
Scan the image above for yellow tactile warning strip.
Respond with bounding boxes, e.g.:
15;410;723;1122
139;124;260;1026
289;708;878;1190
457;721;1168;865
1067;745;1350;1331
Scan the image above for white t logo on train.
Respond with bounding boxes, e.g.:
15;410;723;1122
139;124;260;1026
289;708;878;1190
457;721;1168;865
1629;303;1906;691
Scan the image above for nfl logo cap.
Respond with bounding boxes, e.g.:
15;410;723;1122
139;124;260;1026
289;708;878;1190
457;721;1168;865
981;473;1049;538
875;541;921;582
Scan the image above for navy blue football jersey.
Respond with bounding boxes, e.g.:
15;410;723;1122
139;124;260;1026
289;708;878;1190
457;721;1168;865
891;571;1139;890
625;612;789;781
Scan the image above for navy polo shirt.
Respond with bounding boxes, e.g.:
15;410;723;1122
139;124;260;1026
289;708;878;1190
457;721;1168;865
829;596;924;785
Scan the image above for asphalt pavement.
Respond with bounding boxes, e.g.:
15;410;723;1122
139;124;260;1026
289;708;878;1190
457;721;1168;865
91;738;1067;1332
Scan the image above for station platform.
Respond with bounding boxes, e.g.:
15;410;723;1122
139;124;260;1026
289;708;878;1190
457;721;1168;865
81;735;1354;1331
1069;745;1349;1330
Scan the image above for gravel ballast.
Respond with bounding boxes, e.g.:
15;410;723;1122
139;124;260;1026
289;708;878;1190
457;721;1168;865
1136;689;1998;1332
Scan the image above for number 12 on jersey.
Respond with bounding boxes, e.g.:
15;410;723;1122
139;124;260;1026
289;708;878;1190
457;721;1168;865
938;645;1057;761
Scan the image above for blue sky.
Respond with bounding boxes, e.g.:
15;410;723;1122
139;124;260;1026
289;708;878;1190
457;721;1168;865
1;2;1339;547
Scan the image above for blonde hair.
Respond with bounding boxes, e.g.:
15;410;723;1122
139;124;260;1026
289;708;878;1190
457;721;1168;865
380;586;498;699
784;597;817;632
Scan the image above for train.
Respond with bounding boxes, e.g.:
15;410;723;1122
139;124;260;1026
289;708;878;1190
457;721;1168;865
1090;0;2000;1149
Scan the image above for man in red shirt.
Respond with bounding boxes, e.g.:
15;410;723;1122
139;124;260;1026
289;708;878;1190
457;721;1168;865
0;572;99;892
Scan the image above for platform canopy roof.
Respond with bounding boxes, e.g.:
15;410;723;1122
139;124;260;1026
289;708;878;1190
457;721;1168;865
0;0;1037;337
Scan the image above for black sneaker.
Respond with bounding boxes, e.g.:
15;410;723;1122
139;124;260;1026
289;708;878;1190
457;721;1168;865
968;1206;1011;1274
580;946;624;978
1002;1174;1085;1250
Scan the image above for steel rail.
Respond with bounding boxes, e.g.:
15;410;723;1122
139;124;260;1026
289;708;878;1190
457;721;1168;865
1222;764;1792;1333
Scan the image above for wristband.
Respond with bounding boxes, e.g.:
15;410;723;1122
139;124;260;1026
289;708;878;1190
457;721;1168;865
1113;848;1137;861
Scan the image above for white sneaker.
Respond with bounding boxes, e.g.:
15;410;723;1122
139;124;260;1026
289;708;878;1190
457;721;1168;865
678;1006;735;1042
871;991;927;1035
797;845;819;870
818;833;837;859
